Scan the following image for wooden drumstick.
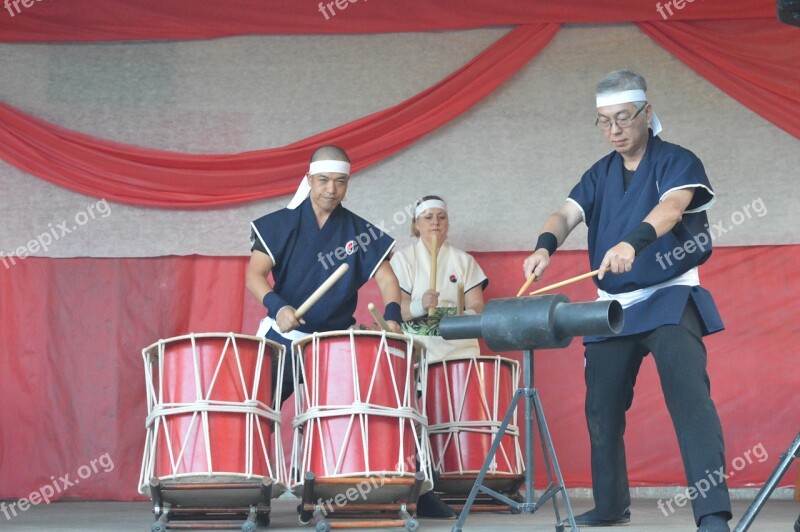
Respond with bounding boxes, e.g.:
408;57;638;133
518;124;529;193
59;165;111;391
367;302;391;332
294;263;349;319
516;272;536;297
529;268;601;295
428;234;438;317
456;283;464;315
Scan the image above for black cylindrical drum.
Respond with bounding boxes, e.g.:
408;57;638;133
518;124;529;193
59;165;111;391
440;295;624;352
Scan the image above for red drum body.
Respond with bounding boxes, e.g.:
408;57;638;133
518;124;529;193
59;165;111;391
139;333;286;495
290;330;431;497
426;355;523;483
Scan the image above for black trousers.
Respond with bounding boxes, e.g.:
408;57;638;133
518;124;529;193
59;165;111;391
584;301;732;525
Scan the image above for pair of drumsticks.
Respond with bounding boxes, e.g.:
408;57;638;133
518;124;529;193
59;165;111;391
516;269;603;297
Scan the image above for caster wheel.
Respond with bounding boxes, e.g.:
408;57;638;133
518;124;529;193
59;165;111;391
151;524;166;532
315;521;330;532
405;518;420;531
257;512;270;527
509;505;522;514
242;521;257;532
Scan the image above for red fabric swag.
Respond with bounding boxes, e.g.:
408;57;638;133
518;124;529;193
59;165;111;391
638;19;800;139
0;24;559;208
0;0;774;43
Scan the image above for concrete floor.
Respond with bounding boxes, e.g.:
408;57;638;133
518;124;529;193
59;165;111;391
1;493;798;532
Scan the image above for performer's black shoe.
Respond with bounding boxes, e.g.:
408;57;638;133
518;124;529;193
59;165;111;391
794;513;800;532
696;512;730;532
568;508;631;527
416;491;457;519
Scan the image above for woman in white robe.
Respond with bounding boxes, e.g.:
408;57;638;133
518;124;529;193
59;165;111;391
390;195;488;362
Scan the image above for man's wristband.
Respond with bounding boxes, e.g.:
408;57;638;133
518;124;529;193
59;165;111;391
409;299;426;318
383;302;403;324
262;291;289;317
535;232;558;257
622;222;658;255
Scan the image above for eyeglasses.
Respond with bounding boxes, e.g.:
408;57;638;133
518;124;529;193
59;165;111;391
595;104;647;130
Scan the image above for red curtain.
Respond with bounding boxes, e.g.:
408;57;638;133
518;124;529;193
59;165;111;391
0;0;773;42
0;24;558;208
638;19;800;139
1;247;798;500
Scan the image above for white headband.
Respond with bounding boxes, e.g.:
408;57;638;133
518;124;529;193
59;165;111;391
287;159;351;209
415;199;447;220
596;89;662;136
309;160;351;176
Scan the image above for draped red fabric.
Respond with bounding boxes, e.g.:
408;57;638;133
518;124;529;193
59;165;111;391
1;247;797;500
638;19;800;139
0;24;559;208
0;0;773;42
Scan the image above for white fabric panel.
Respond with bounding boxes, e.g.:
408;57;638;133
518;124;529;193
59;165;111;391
0;25;796;258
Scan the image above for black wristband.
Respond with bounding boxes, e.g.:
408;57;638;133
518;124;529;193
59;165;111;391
535;232;558;256
262;291;289;317
383;302;403;324
622;222;658;255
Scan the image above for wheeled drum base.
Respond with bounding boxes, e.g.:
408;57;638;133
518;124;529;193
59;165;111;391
438;473;525;513
148;477;274;531
297;471;425;531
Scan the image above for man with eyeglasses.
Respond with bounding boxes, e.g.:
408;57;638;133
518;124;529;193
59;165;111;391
247;145;403;405
523;71;731;532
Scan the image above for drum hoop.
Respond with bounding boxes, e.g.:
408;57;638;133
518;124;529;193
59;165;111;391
142;332;283;358
426;354;519;369
146;401;281;427
293;405;427;428
290;329;412;350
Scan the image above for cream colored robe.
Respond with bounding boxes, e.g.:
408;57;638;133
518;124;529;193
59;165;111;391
390;240;487;362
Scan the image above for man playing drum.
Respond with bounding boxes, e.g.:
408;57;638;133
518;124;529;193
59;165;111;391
523;70;731;532
246;145;403;405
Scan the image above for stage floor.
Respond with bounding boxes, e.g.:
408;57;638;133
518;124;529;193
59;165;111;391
1;494;797;531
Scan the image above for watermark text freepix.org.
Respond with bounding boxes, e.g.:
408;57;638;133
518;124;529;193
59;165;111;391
655;0;703;20
317;201;417;270
657;442;768;516
317;0;367;20
1;198;111;270
655;197;766;271
1;452;115;520
4;0;48;18
312;452;421;516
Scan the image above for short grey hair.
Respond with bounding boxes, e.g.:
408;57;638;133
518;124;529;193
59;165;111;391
596;70;648;107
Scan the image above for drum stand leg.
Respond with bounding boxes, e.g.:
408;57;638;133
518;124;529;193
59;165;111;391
733;431;800;532
298;472;317;525
451;349;578;532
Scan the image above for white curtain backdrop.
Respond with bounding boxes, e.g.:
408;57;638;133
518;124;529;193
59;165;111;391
0;24;796;258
